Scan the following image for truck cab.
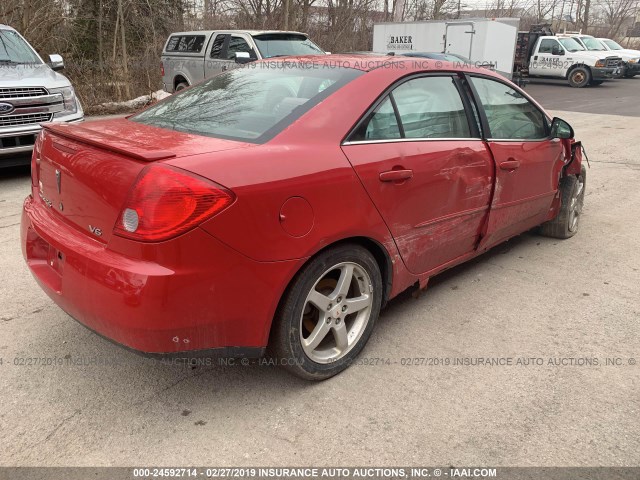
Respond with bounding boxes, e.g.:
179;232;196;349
0;24;83;167
515;26;622;87
161;30;325;93
597;37;640;78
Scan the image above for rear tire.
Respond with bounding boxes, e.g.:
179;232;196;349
568;67;591;88
270;244;382;380
540;165;586;239
175;81;189;92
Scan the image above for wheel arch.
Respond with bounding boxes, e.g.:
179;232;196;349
173;74;189;90
265;235;394;345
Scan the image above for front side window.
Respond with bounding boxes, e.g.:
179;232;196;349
350;76;470;142
539;39;560;54
132;64;362;143
210;34;227;58
0;29;41;65
471;77;547;140
225;36;253;60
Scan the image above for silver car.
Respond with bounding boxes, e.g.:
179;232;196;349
0;24;83;167
161;30;325;93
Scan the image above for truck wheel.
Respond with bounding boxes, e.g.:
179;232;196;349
175;81;189;92
540;165;586;239
270;244;383;380
568;67;591;88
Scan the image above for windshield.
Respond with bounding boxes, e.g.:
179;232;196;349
252;34;325;58
0;29;42;65
558;38;585;52
132;63;361;143
602;39;622;50
581;37;605;51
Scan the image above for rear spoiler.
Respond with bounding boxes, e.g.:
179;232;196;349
42;123;176;162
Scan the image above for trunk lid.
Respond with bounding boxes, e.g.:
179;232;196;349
35;118;252;243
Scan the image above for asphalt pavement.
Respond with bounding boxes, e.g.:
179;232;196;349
0;83;639;467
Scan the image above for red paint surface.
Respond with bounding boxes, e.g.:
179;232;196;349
21;56;576;354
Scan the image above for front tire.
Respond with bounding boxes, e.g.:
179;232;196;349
540;165;586;239
270;244;383;380
568;67;591;88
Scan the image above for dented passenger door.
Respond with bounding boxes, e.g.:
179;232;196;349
341;74;494;275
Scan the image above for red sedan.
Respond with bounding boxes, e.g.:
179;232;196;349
21;55;586;379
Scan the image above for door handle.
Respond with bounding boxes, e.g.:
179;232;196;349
379;169;413;182
499;160;520;171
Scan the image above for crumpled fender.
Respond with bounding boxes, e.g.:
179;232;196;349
562;138;585;176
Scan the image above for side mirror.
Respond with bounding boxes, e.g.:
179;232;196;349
48;54;64;71
551;45;564;56
234;52;253;64
550;117;574;139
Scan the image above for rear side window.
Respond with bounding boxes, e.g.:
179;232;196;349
132;64;363;143
166;35;205;53
350;76;470;141
210;34;227;58
470;77;547;140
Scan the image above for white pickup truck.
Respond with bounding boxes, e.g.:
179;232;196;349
514;25;622;87
0;24;83;167
161;30;325;93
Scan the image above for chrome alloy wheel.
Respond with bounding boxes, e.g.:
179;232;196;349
299;262;374;364
568;175;585;232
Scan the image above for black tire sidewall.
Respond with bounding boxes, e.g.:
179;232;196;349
274;245;383;380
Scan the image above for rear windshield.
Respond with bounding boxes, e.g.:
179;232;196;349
131;63;362;143
253;34;325;58
165;35;206;53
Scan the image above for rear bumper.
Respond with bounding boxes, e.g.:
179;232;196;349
21;195;301;354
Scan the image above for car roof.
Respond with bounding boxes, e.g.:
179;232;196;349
0;24;17;31
263;54;501;76
168;30;308;37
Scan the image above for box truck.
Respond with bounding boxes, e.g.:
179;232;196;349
373;18;520;78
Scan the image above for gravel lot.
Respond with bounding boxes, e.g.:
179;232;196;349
0;83;639;467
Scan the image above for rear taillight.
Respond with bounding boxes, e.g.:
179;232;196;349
114;165;234;242
160;61;165;77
